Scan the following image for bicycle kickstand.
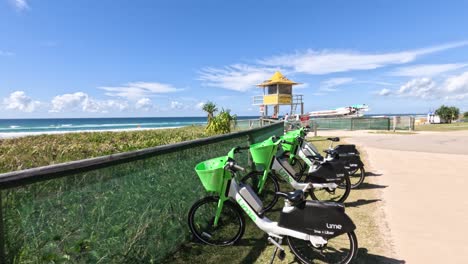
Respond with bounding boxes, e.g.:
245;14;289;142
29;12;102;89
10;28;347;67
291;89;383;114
268;237;285;264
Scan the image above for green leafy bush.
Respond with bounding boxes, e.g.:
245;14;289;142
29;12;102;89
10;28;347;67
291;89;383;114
205;109;237;135
435;105;460;123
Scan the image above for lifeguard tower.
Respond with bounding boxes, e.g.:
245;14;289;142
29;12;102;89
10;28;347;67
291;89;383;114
252;71;304;118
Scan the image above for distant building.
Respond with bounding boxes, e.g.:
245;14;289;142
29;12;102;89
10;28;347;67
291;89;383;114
427;112;446;124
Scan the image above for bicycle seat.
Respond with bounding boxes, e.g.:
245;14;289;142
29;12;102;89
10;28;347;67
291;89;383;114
324;149;337;155
327;137;340;142
277;190;304;205
306;155;323;161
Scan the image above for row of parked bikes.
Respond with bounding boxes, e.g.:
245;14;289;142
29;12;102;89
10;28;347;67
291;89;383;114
188;126;366;264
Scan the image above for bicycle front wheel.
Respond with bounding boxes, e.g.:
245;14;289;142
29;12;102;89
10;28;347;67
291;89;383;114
287;231;358;264
309;175;351;203
187;196;245;246
290;157;307;181
241;171;279;212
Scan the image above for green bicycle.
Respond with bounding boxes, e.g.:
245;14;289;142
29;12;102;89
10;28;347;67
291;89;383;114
188;147;358;264
241;136;351;212
282;127;366;189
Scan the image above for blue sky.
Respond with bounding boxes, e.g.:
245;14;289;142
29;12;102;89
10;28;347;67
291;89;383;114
1;0;468;118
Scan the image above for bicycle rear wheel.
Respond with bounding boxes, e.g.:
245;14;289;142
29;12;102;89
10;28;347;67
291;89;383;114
347;166;365;189
188;196;245;246
287;231;358;264
308;175;351;203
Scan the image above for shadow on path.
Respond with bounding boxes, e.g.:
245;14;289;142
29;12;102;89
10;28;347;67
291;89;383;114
365;172;383;177
357;182;388;190
356;248;406;264
344;198;381;208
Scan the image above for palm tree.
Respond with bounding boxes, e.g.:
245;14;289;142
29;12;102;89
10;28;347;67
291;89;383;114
202;101;218;122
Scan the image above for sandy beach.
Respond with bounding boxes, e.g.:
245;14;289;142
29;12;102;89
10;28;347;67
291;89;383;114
319;130;468;263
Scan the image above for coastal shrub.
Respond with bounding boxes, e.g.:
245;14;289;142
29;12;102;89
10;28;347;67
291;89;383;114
0;126;206;173
435;105;460;123
205;109;237;135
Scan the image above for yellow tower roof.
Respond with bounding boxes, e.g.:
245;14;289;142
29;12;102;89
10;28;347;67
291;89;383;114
256;71;300;87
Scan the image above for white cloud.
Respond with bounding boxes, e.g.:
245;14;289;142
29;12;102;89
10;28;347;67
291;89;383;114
377;88;392;96
198;64;276;92
11;0;29;11
391;63;468;77
50;92;88;112
294;83;309;89
135;98;153;111
259;41;468;75
442;71;468;100
170;101;183;109
50;92;128;113
99;82;182;100
198;41;468;90
396;78;436;99
319;77;353;92
0;50;15;56
378;71;468;100
3;91;40;112
85;99;128;113
196;102;206;110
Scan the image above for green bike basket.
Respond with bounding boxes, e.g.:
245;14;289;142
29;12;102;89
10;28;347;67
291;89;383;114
250;139;276;168
195;156;227;193
283;129;302;151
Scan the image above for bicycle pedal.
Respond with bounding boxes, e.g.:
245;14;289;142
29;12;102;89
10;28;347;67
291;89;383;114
278;250;286;260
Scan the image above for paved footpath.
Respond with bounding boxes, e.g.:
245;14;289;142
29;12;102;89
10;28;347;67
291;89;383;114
320;130;468;264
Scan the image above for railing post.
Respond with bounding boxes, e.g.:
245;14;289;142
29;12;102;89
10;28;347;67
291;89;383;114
393;116;397;132
313;121;317;137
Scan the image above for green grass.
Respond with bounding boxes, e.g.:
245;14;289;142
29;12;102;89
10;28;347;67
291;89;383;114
0;125;206;173
415;122;468;131
165;138;400;263
0;128;256;263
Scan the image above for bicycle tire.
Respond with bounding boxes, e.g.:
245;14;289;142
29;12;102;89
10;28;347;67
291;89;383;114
308;174;351;203
287;231;358;264
187;196;245;246
241;171;280;212
348;166;365;189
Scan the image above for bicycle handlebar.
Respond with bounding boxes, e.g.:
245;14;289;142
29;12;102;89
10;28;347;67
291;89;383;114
232;164;245;172
225;161;245;172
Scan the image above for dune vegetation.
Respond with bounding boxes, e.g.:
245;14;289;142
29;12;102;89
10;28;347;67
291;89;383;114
0;126;206;174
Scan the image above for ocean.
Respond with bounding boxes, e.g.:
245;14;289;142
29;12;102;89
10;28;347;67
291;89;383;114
0;116;259;134
0;114;425;135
